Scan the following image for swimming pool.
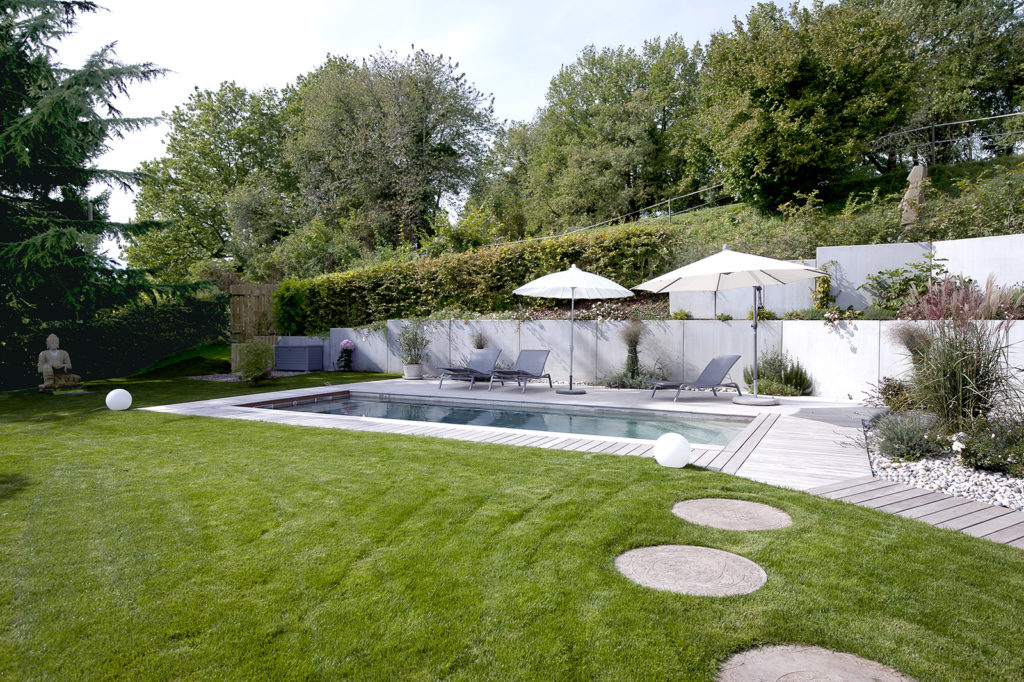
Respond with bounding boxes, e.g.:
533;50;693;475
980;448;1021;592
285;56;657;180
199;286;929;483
256;392;751;446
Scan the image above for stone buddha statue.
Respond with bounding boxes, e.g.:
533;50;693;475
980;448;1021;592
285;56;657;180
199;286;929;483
38;334;82;391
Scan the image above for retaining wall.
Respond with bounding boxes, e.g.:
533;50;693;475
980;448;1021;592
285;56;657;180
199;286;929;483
286;318;1024;401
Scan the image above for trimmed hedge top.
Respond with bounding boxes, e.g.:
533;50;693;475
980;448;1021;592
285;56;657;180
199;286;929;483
274;223;696;334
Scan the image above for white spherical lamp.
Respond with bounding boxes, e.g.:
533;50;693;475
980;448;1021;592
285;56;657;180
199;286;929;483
105;389;132;411
653;432;691;468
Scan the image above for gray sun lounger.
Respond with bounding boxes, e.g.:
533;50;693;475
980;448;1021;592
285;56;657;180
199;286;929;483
649;354;742;401
437;348;501;390
488;349;552;393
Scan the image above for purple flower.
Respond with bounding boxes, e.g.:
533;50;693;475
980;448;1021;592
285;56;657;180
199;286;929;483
340;339;355;350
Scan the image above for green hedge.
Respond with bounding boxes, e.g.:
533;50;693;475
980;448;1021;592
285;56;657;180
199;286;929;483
274;223;697;334
1;296;228;389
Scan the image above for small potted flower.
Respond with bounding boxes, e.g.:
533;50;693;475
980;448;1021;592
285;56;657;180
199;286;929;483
337;338;355;371
396;322;429;380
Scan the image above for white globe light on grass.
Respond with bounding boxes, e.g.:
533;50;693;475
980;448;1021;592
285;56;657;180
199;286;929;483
105;389;132;411
653;432;691;468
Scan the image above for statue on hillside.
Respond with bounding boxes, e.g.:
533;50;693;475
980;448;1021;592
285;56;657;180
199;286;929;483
37;334;82;391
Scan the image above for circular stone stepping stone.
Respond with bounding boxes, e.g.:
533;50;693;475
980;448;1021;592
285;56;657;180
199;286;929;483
672;498;792;531
717;645;915;681
614;545;766;596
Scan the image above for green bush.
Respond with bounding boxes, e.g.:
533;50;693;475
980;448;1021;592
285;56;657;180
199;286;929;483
743;348;813;395
960;418;1024;477
272;223;697;334
0;296;228;389
237;341;274;385
716;313;733;321
871;412;945;462
670;309;692;320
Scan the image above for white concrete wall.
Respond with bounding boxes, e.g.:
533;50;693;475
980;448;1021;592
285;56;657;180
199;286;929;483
284;318;1024;400
933;233;1024;287
815;242;932;310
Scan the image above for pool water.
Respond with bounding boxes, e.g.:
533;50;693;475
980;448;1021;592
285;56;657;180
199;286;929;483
262;394;750;446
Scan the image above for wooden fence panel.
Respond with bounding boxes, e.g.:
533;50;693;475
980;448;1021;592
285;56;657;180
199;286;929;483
229;284;278;343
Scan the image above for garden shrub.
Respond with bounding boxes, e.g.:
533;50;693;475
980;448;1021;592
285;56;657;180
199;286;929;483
861;307;897;320
743;349;813;395
960;418;1024;477
871;411;945;462
785;308;826;320
716;313;733;321
601;364;666;389
273;223;693;334
671;309;692;320
237;340;274;385
396;322;430;364
746;308;778;321
859;255;946;312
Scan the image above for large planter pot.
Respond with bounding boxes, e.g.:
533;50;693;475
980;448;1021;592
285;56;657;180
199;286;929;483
403;363;423;380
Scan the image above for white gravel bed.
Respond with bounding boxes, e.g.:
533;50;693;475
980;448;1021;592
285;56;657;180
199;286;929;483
870;449;1024;512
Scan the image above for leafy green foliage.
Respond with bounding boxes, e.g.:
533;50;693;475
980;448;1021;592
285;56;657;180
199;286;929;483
273;223;686;334
961;418;1024;477
237;340;274;384
396;322;429;364
860;256;947;312
0;0;163;331
600;363;666;389
868;376;917;412
286;50;496;249
871;411;946;461
744;349;814;395
670;309;692;320
700;2;916;211
716;313;733;321
127;82;295;282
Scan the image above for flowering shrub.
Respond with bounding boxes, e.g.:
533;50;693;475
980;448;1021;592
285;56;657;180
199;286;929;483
958;419;1024;477
337;339;355;371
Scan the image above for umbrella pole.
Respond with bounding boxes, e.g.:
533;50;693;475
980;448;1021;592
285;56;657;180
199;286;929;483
752;286;760;398
557;289;586;395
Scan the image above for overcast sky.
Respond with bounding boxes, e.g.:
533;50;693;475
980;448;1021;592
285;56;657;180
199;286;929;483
57;0;761;231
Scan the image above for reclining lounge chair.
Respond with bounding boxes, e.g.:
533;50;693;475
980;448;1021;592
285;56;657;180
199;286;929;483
488;349;552;393
437;348;501;390
649;354;742;401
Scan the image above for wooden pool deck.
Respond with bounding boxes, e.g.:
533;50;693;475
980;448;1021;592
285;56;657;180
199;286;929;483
144;378;1022;550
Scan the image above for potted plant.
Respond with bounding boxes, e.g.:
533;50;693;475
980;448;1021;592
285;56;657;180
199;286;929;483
396;322;429;379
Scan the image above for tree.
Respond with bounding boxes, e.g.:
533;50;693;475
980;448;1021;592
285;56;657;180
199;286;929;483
0;0;163;331
126;82;294;282
700;1;917;212
471;36;704;234
286;49;497;248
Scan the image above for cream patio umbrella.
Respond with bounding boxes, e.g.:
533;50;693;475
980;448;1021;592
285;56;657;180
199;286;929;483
514;264;633;395
634;246;826;405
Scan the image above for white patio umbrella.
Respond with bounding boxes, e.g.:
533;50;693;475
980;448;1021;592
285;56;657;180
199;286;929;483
635;246;826;405
514;264;633;395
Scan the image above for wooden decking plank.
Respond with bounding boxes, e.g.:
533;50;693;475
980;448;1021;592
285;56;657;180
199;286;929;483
962;512;1024;539
980;521;1024;543
937;505;1016;531
820;479;895;500
876;492;965;514
716;414;779;473
857;487;936;509
1007;536;1024;550
838;482;911;504
806;475;879;496
913;500;993;524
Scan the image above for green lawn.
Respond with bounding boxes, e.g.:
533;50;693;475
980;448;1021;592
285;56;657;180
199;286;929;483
2;368;1023;679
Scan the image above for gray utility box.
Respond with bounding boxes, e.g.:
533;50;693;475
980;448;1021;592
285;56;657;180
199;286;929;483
274;344;323;371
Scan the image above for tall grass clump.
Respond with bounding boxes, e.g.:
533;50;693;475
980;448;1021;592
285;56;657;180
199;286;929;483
896;277;1024;433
